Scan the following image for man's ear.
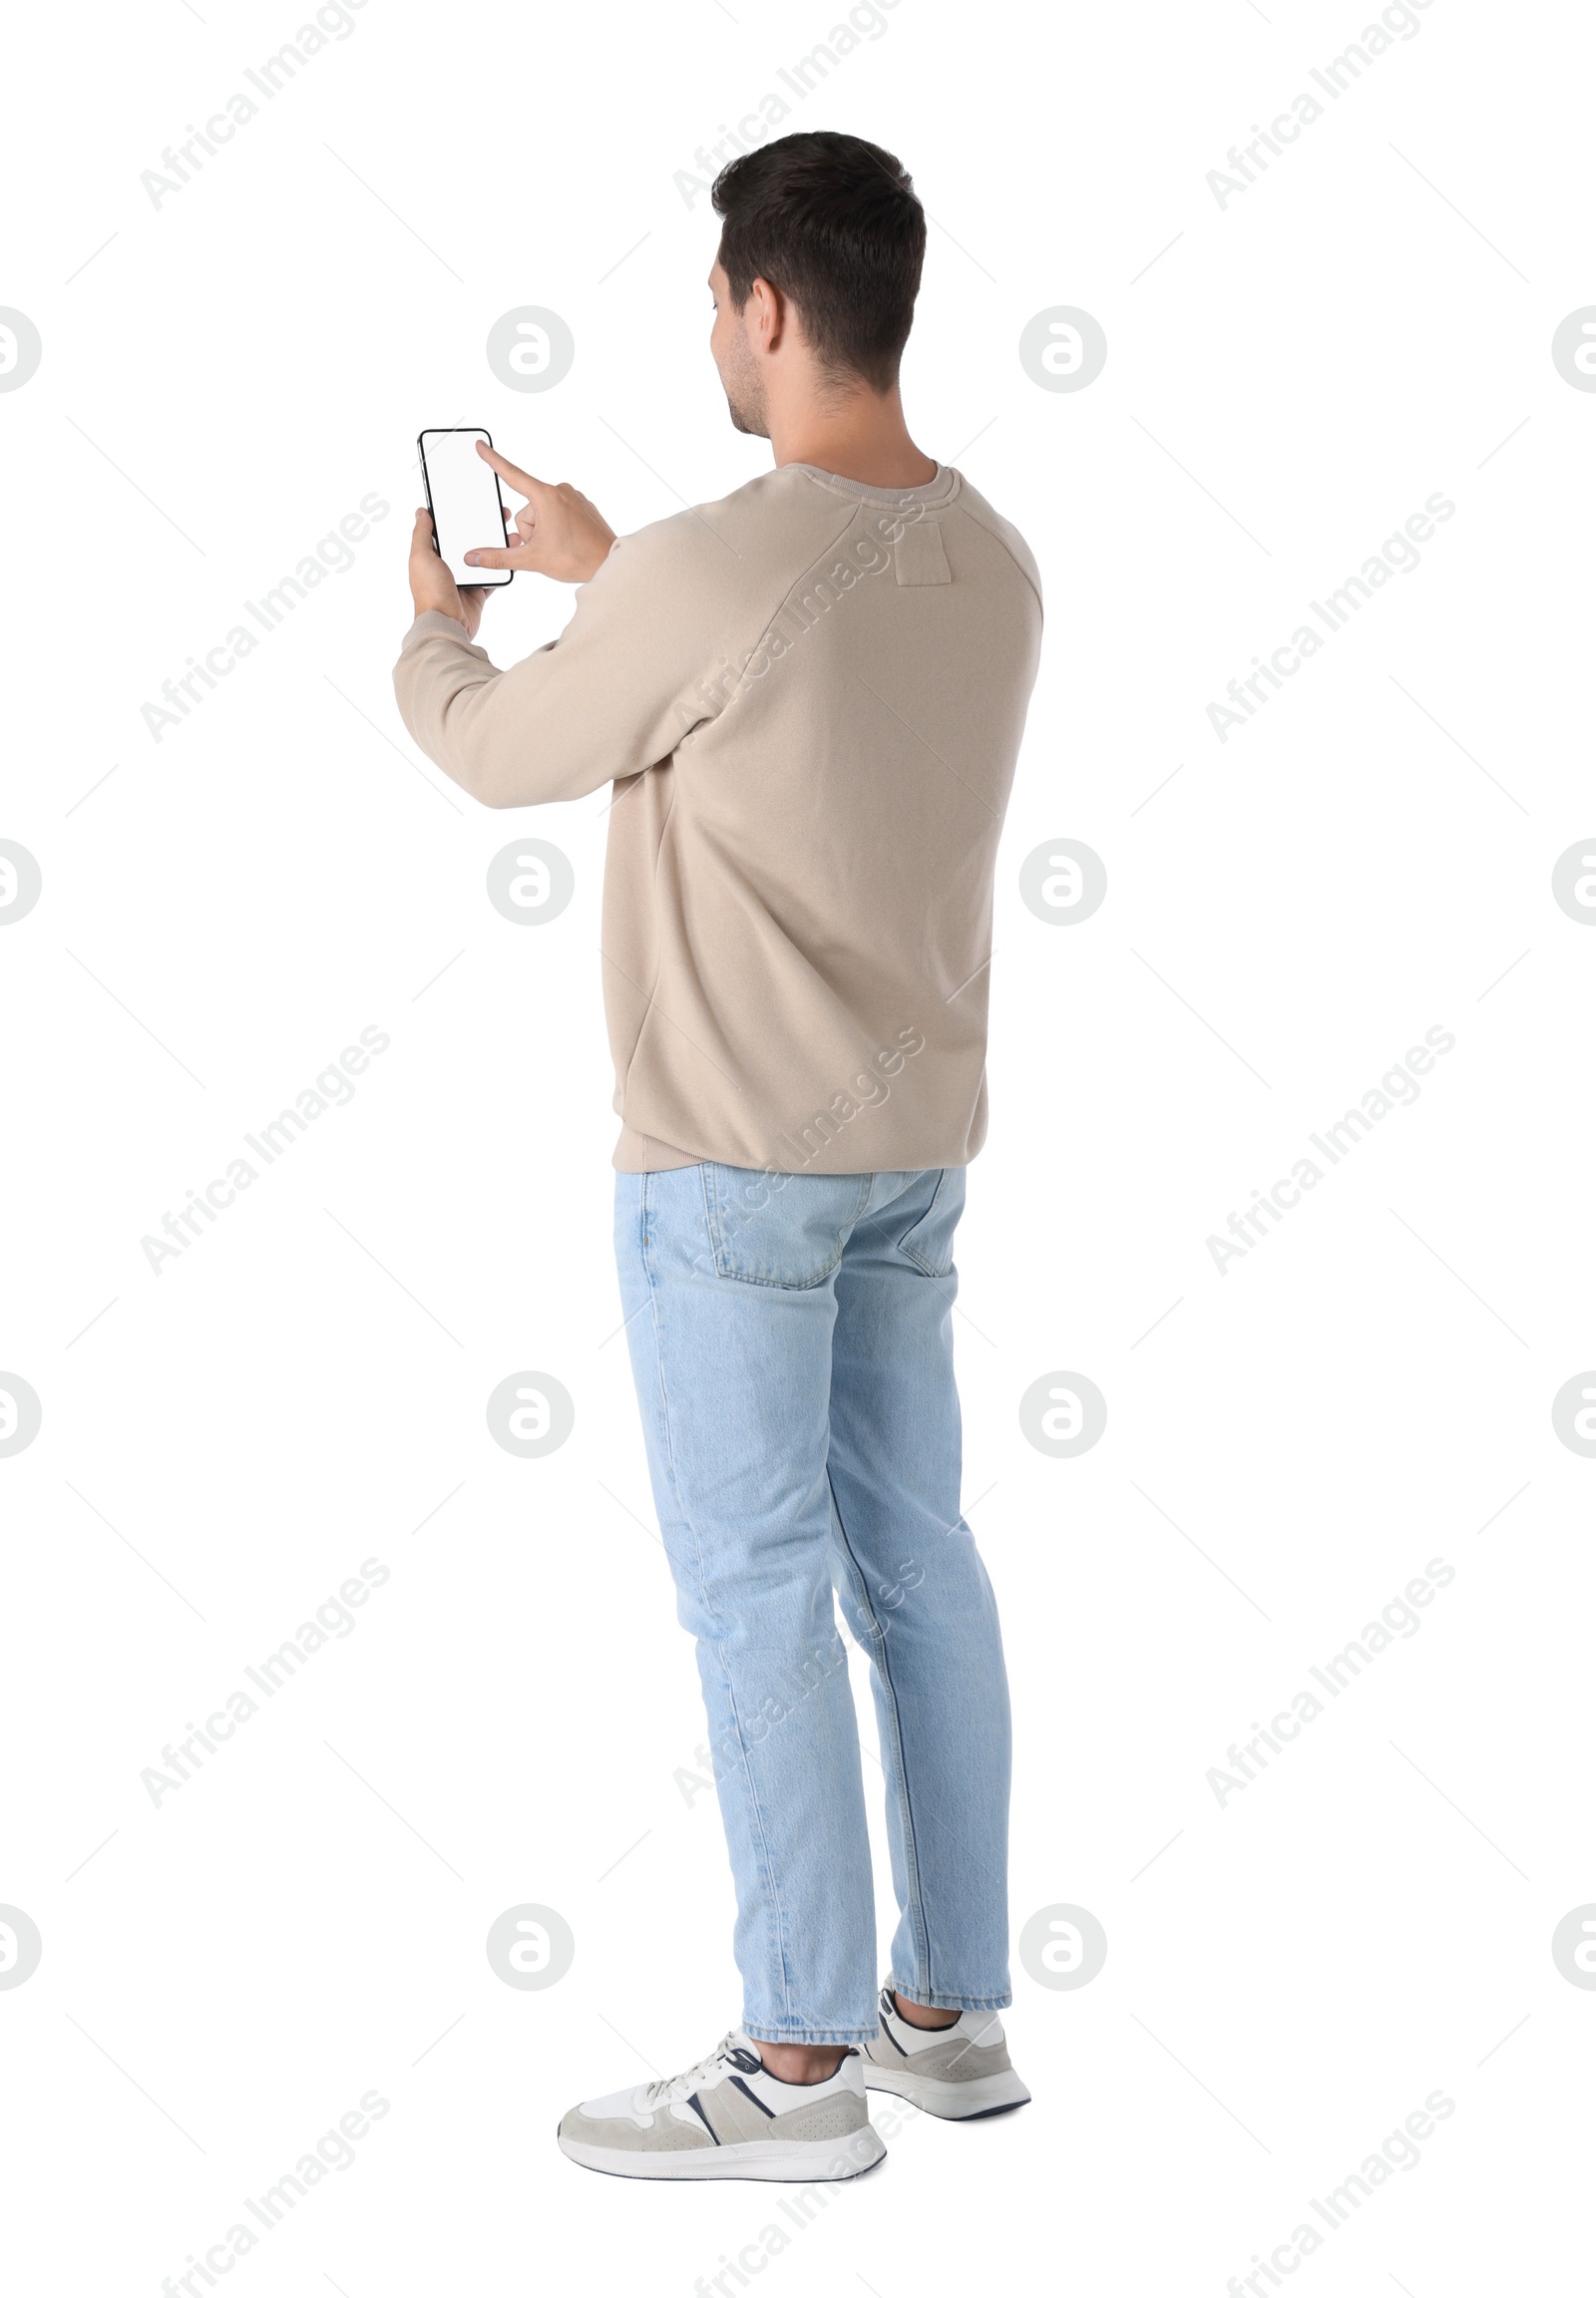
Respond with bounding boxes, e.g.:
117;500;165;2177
749;276;784;354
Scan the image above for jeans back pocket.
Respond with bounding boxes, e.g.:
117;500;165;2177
701;1164;872;1289
894;1167;965;1278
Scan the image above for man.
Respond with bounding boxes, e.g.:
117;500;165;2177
395;131;1041;2181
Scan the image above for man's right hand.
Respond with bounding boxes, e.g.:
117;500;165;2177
464;441;617;584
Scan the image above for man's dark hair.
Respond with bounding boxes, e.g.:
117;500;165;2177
711;132;926;393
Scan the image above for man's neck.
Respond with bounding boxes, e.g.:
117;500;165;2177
767;382;939;490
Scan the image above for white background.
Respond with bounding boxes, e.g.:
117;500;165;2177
3;0;1594;2290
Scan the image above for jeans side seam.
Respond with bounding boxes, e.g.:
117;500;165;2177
827;1471;933;1995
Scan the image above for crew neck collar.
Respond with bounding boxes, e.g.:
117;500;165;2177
783;461;959;506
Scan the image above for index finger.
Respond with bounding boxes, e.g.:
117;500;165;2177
476;440;546;501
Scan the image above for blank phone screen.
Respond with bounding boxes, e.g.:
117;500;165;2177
420;430;512;587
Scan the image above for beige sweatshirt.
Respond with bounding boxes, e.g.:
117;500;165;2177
394;461;1041;1173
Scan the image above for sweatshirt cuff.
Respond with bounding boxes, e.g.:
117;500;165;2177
400;609;485;650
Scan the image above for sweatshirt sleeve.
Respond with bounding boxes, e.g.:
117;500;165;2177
392;515;749;808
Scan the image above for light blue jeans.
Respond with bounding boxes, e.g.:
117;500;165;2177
614;1161;1011;2046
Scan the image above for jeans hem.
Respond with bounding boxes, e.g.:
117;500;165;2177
743;2024;879;2048
887;1980;1012;2012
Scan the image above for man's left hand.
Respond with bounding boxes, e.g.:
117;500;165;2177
408;508;491;640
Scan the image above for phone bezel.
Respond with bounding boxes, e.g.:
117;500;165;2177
417;427;514;588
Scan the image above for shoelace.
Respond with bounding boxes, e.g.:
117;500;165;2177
641;2033;746;2106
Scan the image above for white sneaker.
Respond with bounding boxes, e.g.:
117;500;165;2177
860;1985;1031;2119
558;2031;887;2181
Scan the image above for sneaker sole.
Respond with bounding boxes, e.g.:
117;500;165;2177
862;2064;1031;2119
557;2124;888;2182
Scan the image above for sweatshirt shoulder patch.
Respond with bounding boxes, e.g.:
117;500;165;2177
894;521;951;585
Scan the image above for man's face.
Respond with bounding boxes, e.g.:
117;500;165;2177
708;262;769;437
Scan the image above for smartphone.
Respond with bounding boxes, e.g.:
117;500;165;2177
417;428;513;587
